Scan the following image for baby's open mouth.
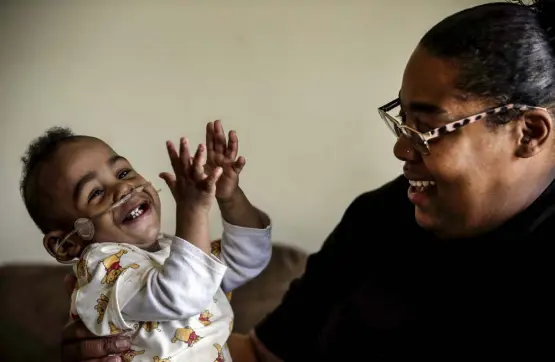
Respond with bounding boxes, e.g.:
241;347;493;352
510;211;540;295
123;202;151;223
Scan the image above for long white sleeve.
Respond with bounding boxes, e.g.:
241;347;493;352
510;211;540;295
121;237;227;322
218;217;272;292
71;239;227;336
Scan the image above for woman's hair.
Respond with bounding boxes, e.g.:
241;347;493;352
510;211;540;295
420;1;555;117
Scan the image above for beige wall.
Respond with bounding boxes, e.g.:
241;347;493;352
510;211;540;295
0;0;487;264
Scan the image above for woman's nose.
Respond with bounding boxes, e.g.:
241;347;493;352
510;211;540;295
393;136;420;162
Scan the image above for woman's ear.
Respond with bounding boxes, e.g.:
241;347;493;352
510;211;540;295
43;231;82;262
515;109;552;158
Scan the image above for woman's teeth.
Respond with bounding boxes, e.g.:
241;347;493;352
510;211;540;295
409;180;436;191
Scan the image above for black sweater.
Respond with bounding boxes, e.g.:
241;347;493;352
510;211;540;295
255;175;553;360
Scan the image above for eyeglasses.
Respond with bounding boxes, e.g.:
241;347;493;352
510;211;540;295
378;98;546;155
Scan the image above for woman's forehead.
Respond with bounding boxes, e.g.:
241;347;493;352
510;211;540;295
399;46;486;121
400;46;459;106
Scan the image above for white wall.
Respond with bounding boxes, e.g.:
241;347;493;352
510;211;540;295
0;0;487;264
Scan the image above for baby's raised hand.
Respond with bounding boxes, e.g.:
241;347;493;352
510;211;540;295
159;137;223;212
205;120;246;202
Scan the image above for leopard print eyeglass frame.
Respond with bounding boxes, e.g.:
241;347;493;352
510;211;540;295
378;98;546;155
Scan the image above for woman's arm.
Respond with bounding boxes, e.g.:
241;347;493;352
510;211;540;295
227;332;282;362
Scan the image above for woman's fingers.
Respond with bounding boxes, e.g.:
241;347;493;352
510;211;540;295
61;320;131;362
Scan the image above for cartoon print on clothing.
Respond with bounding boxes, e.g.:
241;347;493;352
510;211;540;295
199;310;213;326
94;294;109;324
153;356;171;362
108;321;123;335
213;343;225;362
122;349;145;362
133;321;162;332
210;240;222;257
171;326;202;346
101;249;140;285
76;257;89;280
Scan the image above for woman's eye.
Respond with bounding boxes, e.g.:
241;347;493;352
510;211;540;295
88;189;103;202
117;169;132;179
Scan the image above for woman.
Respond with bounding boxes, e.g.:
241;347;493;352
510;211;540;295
62;1;555;360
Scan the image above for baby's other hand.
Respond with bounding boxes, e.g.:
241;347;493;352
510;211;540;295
159;137;222;213
206;120;246;202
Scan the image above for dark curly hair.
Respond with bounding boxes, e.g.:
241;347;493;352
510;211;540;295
420;0;555;123
20;126;83;233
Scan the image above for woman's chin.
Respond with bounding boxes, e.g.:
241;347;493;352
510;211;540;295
414;205;438;231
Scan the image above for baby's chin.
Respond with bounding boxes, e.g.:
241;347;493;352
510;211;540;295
92;224;162;250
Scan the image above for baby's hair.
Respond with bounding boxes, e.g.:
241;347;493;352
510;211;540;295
20;126;83;233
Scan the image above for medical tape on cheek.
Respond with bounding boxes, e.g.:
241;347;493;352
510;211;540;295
54;182;161;261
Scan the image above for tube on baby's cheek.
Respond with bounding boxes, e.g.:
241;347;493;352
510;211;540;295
74;184;147;240
55;182;160;262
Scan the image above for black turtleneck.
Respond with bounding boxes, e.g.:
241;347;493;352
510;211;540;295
255;175;554;360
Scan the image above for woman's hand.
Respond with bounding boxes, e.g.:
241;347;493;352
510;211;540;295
61;274;131;362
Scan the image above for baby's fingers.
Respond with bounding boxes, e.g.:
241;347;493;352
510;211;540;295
205;167;223;193
166;140;181;175
192;144;207;181
159;172;177;199
178;138;192;175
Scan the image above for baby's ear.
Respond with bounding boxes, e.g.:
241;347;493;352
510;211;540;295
43;231;81;262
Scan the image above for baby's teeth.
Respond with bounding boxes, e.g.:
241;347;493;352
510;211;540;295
127;207;143;219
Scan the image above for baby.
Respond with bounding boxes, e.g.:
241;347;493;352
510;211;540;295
19;121;272;362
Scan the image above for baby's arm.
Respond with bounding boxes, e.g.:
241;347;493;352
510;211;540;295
72;240;226;336
121;237;226;321
218;216;272;292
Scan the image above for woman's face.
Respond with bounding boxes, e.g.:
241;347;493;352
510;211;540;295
393;46;550;238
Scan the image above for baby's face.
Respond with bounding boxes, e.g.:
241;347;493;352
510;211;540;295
45;138;162;250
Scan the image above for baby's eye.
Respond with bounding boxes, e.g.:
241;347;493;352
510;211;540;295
117;169;132;179
88;189;103;202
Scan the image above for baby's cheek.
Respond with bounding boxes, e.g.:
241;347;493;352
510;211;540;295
91;222;126;243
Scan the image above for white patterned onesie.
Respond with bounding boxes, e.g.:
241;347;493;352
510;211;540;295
70;220;272;362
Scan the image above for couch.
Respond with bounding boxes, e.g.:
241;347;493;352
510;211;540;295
0;243;308;362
